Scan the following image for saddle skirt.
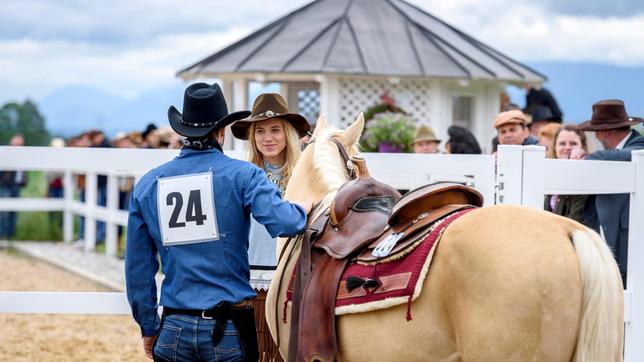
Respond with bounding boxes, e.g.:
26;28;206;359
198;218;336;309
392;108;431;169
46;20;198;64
286;206;474;316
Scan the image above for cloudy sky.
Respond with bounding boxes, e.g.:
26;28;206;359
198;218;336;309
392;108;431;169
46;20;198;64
1;0;644;104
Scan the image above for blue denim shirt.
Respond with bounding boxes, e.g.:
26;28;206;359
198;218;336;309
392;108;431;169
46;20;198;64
125;147;307;336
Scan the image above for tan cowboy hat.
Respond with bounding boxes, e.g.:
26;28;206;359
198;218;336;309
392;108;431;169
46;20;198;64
576;99;643;131
231;93;310;140
412;125;441;144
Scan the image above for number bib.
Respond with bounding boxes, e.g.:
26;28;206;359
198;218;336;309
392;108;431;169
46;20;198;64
157;172;219;246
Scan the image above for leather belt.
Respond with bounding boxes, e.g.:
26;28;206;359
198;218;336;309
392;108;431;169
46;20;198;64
164;300;252;320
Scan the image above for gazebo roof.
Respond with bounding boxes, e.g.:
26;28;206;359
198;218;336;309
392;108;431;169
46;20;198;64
178;0;545;82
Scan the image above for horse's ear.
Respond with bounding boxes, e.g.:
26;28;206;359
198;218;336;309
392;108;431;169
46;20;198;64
312;114;328;138
344;112;365;147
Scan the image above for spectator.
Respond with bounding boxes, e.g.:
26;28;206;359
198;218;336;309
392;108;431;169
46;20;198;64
528;105;560;137
445;125;481;154
538;122;563;158
524;83;563;121
141;123;160;148
89;129;111;244
0;134;28;240
544;125;590;225
111;131;136;148
493;110;539;148
412;124;441;154
46;138;66;236
573;99;644;286
155;126;183;149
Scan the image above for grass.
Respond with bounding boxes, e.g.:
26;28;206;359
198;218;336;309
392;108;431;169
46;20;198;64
13;171;63;241
9;171;127;255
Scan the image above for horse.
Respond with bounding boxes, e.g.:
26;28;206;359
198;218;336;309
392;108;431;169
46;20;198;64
266;114;624;361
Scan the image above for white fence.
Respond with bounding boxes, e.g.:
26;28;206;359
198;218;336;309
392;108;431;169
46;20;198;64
0;145;642;360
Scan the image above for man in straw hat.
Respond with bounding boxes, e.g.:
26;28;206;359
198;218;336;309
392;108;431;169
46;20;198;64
573;99;644;286
412;124;441;154
125;83;312;361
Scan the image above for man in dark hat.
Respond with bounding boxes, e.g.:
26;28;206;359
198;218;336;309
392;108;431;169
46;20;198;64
524;83;563;121
573;99;644;287
125;83;312;361
141;123;160;148
527;105;560;137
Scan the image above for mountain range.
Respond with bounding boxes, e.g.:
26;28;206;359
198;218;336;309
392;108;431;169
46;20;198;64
37;62;644;138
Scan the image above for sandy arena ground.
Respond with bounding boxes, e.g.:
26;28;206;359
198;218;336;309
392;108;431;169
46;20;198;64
0;248;147;361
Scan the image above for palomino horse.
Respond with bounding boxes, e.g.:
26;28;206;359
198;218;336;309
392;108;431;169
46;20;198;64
266;114;624;361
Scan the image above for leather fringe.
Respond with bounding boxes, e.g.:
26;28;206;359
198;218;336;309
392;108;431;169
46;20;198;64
252;290;285;362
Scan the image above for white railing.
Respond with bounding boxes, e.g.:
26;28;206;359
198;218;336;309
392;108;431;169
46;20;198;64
0;145;642;360
497;145;644;362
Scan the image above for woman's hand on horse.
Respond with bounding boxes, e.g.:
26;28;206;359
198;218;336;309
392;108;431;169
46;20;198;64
295;198;314;215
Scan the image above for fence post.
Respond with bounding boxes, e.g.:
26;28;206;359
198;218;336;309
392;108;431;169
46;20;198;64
520;146;546;208
625;150;644;362
84;172;97;252
63;170;73;243
105;173;119;257
496;145;523;204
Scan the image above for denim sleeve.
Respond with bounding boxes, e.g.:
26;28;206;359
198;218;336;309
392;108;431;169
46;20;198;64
243;167;307;238
586;148;634;162
125;194;161;336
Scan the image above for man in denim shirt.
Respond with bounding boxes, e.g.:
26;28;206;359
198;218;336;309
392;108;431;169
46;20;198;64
125;83;311;361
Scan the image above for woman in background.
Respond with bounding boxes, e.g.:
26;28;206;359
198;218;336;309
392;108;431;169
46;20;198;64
538;122;562;158
544;125;590;224
445;125;482;154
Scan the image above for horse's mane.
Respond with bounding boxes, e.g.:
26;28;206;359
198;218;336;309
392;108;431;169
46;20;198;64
312;127;359;193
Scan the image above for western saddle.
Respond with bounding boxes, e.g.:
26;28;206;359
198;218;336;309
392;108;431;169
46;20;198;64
288;156;483;362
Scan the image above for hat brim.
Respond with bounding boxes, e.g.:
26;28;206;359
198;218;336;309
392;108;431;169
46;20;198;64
575;117;643;131
168;106;251;138
412;137;441;144
231;113;311;140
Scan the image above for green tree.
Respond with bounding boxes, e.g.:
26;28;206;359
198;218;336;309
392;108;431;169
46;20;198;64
0;100;50;145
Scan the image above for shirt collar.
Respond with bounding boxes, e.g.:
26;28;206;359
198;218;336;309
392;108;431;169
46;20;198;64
615;131;633;150
178;147;222;158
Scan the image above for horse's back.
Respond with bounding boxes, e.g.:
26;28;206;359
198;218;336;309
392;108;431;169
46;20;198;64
337;204;583;361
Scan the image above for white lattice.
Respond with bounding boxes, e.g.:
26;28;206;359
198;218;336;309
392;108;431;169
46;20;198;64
338;78;432;127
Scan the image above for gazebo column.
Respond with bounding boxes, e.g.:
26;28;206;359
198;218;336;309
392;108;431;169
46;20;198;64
221;78;235;150
279;83;290;105
429;79;448;142
318;75;340;127
231;78;249;151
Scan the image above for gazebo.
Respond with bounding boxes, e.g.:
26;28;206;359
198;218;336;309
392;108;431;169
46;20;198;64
177;0;545;151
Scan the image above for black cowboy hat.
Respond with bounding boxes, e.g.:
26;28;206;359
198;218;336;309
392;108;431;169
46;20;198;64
141;123;157;139
168;83;250;138
576;99;644;132
529;106;559;125
231;93;310;140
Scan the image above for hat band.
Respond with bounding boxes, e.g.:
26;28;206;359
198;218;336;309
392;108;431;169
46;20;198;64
254;110;281;118
180;120;216;127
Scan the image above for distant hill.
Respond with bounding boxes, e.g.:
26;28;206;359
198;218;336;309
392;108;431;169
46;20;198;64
37;62;644;137
508;61;644;123
39;84;185;137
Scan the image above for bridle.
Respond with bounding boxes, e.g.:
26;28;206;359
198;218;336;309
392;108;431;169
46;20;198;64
304;136;357;180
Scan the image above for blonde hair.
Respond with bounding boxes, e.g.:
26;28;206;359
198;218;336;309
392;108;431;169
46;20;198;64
247;119;301;186
539;123;562;158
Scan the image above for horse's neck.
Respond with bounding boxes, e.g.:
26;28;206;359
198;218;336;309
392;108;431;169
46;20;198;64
277;188;337;269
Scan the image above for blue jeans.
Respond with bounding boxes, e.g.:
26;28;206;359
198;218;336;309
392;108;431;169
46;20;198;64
0;185;20;239
154;314;242;362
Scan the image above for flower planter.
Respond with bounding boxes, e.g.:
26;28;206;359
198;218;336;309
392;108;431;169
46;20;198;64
378;142;402;153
